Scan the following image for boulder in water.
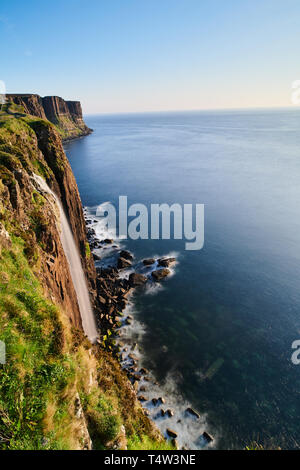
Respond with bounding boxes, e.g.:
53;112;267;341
186;407;200;419
143;258;155;266
117;257;132;269
129;273;147;287
152;269;170;281
138;395;148;402
119;250;134;260
166;429;178;439
158;257;176;267
202;432;214;444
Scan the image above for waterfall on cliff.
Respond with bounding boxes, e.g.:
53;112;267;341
32;174;98;343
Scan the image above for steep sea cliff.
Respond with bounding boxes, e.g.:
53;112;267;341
6;94;92;140
0;99;168;450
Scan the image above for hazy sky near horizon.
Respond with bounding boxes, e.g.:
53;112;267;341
1;0;300;114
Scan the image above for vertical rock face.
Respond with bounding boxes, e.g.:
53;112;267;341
42;96;70;121
0;112;96;328
67;100;87;127
6;94;47;119
6;94;92;140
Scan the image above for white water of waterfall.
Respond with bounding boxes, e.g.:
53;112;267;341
32;174;98;343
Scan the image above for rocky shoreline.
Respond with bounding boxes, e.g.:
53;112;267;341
84;210;214;450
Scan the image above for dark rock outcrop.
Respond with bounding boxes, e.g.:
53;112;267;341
117;257;132;269
152;268;170;281
158;257;176;267
119;250;134;261
143;258;155;266
186;407;200;419
129;273;147;287
202;432;214;444
166;429;178;439
5;94;47;119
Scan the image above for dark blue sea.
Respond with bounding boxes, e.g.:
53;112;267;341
64;109;300;449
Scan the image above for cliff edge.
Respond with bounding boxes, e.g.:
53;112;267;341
0;101;167;450
6;94;92;140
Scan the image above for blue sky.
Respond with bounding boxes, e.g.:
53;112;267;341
1;0;300;113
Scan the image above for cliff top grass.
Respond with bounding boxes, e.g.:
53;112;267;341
1;101;90;140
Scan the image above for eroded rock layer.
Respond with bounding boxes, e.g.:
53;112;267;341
6;94;92;140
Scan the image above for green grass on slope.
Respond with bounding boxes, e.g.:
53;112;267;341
0;237;74;449
127;435;175;451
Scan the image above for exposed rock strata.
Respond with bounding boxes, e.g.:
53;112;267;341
6;94;92;140
0;105;165;450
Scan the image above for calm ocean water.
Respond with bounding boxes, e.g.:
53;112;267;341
65;109;300;449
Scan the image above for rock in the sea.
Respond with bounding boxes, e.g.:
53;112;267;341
129;273;147;287
166;429;178;439
138;395;148;402
166;409;174;417
158;397;165;404
152;398;159;406
186;407;200;419
93;253;101;261
119;250;134;261
133;374;142;382
152;269;170;281
158;257;176;267
103;239;113;244
128;353;138;362
202;432;214;444
143;258;155;266
117;257;132;269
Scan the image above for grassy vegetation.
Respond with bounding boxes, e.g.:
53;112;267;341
0;237;168;449
127;435;175;451
85;242;91;259
0;237;73;449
